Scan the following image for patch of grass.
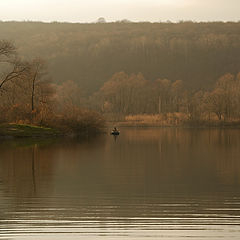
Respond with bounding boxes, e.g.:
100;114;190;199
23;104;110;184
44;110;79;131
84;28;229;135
0;123;61;138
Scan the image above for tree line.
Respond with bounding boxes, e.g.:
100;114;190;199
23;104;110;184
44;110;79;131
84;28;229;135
0;21;240;94
90;71;240;124
1;38;240;128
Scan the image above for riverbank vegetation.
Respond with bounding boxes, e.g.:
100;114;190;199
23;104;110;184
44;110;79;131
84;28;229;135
0;40;105;137
92;72;240;127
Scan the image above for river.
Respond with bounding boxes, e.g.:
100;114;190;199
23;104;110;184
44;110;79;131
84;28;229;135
0;128;240;239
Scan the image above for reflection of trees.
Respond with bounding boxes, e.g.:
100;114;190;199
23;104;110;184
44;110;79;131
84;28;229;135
0;141;55;198
31;144;36;194
0;137;106;198
0;131;239;222
104;128;240;191
0;130;240;198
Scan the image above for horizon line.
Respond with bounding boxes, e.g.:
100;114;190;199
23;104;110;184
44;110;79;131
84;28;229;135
1;19;240;24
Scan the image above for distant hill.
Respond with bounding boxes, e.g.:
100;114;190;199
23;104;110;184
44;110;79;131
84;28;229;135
1;21;240;94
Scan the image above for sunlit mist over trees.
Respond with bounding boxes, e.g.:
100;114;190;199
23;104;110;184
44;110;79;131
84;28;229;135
0;21;240;127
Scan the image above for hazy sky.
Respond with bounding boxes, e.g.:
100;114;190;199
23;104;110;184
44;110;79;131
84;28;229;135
0;0;239;23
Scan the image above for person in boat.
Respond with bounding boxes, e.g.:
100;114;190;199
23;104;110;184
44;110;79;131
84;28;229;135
111;127;120;135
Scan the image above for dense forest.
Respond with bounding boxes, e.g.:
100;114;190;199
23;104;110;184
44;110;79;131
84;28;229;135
1;21;240;127
0;21;240;94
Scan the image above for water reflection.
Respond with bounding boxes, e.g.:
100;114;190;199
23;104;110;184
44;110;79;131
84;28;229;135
0;128;240;239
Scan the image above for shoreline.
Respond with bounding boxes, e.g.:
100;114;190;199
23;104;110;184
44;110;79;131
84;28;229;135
108;121;240;129
2;121;240;139
0;123;106;139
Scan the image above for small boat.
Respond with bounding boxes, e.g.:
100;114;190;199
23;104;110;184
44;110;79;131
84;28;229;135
111;127;120;135
111;130;120;135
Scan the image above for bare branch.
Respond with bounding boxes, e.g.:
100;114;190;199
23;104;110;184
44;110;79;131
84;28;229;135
0;60;30;89
0;40;16;58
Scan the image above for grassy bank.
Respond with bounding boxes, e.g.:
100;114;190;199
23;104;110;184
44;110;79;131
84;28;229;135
0;124;61;138
0;109;106;138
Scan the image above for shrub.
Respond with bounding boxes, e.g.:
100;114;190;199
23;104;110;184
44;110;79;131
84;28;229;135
47;108;105;136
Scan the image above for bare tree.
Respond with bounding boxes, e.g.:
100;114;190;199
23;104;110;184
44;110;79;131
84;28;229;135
26;59;48;112
0;40;16;59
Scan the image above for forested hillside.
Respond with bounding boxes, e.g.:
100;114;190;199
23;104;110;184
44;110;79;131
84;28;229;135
0;21;240;94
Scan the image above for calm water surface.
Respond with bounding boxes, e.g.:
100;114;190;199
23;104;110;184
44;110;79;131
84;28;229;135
0;128;240;240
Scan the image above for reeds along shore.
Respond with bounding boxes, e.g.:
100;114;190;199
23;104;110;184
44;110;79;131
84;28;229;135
112;113;240;128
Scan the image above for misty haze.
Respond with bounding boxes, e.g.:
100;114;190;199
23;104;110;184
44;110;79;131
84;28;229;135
0;1;240;240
